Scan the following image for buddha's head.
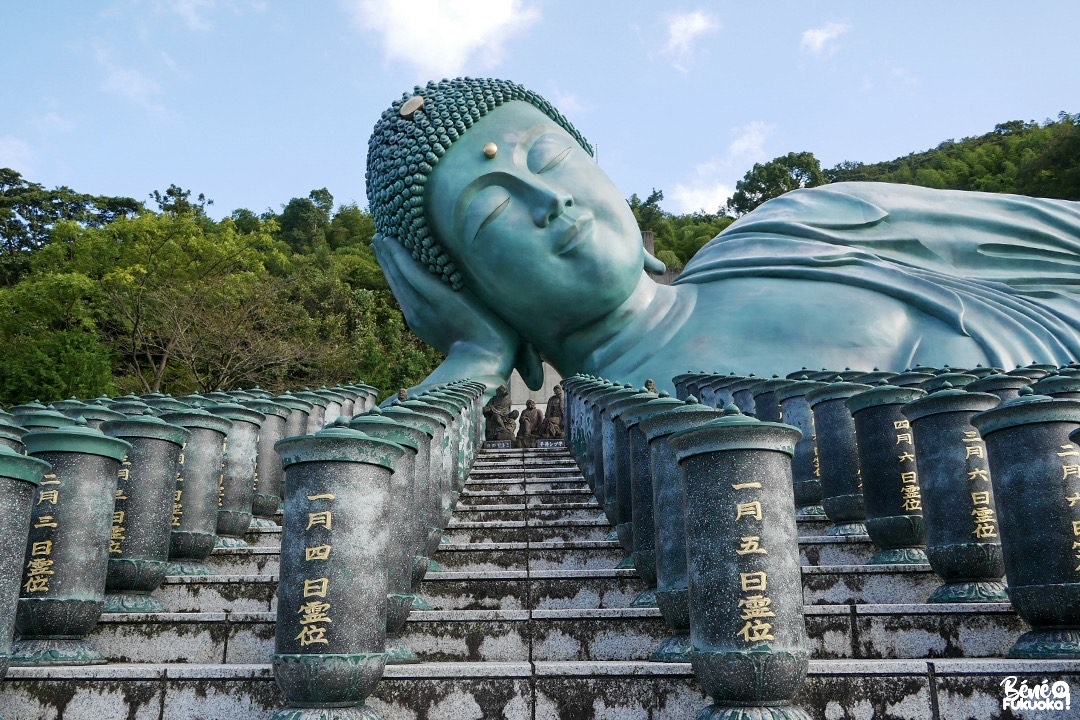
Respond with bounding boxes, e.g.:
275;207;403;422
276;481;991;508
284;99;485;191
368;78;645;331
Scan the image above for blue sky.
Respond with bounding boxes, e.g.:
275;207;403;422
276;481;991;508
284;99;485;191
2;1;1078;219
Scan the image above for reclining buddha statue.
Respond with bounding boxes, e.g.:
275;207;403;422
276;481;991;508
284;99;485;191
367;78;1080;394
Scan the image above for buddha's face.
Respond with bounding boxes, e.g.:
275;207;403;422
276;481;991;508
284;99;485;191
425;101;643;331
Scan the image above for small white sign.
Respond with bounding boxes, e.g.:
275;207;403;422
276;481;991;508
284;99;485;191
1001;676;1071;713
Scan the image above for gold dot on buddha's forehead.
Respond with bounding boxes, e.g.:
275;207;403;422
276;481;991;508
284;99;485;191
399;95;424;119
483;142;498;158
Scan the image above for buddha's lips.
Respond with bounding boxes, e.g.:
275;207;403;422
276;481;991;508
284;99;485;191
557;215;594;255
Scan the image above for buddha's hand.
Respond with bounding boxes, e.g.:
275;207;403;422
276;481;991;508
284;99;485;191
373;235;519;387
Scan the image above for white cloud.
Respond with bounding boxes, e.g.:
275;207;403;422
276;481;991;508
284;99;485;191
39;112;75;134
662;10;720;72
344;0;540;79
156;0;265;31
800;21;851;57
892;67;920;87
0;137;34;173
668;121;774;214
170;0;216;31
551;90;583;117
94;43;167;116
727;120;770;160
670;181;734;215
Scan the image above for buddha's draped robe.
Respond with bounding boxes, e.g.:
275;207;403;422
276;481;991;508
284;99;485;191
676;182;1080;366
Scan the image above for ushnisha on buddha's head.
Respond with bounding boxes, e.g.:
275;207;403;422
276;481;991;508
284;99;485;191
367;78;649;329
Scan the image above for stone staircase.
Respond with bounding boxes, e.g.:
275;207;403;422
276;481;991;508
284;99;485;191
2;445;1079;718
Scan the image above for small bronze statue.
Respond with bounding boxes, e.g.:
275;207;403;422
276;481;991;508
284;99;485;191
517;399;545;448
540;384;565;439
483;385;516;441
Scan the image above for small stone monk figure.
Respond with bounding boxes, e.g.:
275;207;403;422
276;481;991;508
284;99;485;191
644;379;657;393
517;399;545;448
540;384;565;439
483;385;514;441
505;409;519;443
397;388;408;401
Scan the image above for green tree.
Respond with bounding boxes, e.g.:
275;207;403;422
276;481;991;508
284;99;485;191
0;168;141;285
277;189;334;253
149;184;213;217
824;112;1080;200
0;272;114;403
727;151;826;216
628;189;667;232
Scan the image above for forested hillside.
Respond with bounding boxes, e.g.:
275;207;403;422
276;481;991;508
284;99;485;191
826;112;1080;197
2;112;1076;405
720;112;1080;218
0;172;441;404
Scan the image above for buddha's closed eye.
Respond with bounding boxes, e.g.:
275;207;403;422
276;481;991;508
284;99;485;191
528;133;574;175
467;186;511;241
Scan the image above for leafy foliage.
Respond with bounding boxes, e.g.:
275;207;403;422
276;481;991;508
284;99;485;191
726;151;826;217
826;112;1080;199
628;189;733;270
0;177;441;404
0;168;141;285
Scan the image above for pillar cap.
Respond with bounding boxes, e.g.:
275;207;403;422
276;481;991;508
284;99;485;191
0;443;50;484
101;410;190;447
158;408;234;435
972;386;1080;437
275;421;405;471
901;385;1000;421
667;405;801;461
845;384;926;415
24;419;132;461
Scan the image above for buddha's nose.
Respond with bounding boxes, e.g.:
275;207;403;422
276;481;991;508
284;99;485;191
532;189;573;228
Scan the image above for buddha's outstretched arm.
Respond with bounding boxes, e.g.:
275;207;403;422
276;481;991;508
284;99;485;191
374;236;529;397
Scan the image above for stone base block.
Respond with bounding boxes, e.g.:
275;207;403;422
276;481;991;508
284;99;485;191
798;536;873;566
158;574;277;613
801;564;939;605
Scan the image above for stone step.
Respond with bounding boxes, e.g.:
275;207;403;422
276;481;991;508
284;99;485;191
453;499;602;512
248;519;860;561
440;523;874;566
157;570;635;613
60;611;1031;665
462;479;589;492
469;464;580;474
7;659;1078;719
158;575;277;613
422;569;653;612
157;563;941;614
443;519;612;544
208;547;280;574
802;563;939;605
458;487;596;504
210;536;885;574
433;541;625;572
83;602;1026;666
242;526;280;548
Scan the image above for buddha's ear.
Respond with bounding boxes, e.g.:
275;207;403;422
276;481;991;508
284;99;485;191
644;249;667;276
514;341;545;391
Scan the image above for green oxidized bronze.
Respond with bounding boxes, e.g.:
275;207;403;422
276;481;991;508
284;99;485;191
368;78;1080;396
158;409;233;575
271;425;404;720
100;411;189;612
13;422;131;666
0;445;49;680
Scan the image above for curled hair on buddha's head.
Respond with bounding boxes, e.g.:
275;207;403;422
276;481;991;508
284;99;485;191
366;77;593;291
